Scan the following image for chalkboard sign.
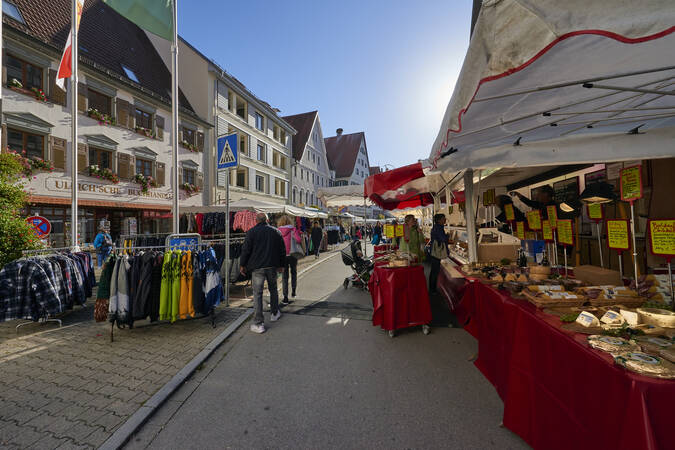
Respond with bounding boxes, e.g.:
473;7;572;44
553;177;580;207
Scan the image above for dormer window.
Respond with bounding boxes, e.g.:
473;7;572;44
121;65;139;83
3;1;26;24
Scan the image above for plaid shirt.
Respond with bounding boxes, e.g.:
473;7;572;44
0;260;61;322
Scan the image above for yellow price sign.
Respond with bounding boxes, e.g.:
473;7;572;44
383;224;394;238
526;210;542;231
504;203;515;222
542;220;553;241
547;205;558;229
620;165;643;202
395;224;404;237
648;219;675;258
607;219;630;251
483;188;496;206
515;221;525;240
587;203;603;221
557;219;574;246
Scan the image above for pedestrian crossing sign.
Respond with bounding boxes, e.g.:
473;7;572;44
217;133;238;169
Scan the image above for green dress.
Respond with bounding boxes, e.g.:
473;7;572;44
159;252;172;320
171;251;182;322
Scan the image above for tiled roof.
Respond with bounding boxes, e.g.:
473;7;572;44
5;0;194;112
324;132;366;179
369;166;382;176
281;111;317;160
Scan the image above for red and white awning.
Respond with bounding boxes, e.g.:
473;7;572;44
365;162;450;210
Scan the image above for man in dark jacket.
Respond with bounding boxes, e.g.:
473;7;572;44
240;213;286;333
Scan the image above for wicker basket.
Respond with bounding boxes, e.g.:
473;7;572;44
637;308;675;328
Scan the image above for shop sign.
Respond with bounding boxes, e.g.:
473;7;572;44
587;203;603;221
395;224;404;237
607;219;630;251
526;210;542;231
542;220;553;242
483;188;495;206
557;219;574;246
546;205;558;229
45;178;173;200
384;224;394;237
620;165;642;203
504;204;515;222
26;216;51;238
647;219;675;259
515;221;525;240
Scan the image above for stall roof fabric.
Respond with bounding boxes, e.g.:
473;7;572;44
317;185;374;208
429;0;675;173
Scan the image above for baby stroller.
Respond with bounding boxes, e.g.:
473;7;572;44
341;241;374;290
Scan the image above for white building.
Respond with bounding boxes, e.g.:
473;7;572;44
282;111;334;208
147;37;296;208
2;0;210;246
325;129;371;186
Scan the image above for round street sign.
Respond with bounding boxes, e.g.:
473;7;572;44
26;216;51;238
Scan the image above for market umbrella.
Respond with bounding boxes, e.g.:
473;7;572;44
364;162;448;211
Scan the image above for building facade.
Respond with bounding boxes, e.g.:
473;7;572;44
324;129;371;186
2;0;210;247
282;111;334;209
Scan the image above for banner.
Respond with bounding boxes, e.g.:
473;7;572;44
526;210;542;231
542;220;553;242
620;165;643;202
606;219;630;251
557;219;574;246
103;0;174;41
56;0;85;90
647;219;675;259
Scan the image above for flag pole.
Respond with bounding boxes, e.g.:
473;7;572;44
171;0;179;233
70;0;80;250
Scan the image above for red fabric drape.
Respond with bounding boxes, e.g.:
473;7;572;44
369;265;432;331
364;162;435;210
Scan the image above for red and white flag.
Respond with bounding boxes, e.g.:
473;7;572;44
56;0;85;91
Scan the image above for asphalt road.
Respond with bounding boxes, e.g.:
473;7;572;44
126;249;528;449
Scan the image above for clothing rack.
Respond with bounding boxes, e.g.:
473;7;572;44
21;246;73;255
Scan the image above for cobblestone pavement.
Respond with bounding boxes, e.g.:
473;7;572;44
0;305;247;449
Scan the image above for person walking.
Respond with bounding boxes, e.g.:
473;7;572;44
428;214;449;293
240;213;286;334
373;221;382;245
93;226;113;268
278;215;301;304
311;221;323;259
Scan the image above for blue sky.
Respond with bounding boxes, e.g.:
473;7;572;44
179;0;472;169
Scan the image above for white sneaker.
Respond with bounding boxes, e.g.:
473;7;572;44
271;311;281;322
250;324;266;334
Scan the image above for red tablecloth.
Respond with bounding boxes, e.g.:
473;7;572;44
454;280;674;450
369;265;432;331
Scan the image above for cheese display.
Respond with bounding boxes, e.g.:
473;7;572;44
614;351;675;379
635;336;673;355
587;335;640;355
637;308;675;328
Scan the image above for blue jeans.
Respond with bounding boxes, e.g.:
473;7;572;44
252;268;279;325
97;248;111;268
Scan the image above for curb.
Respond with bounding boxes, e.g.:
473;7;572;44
99;308;253;450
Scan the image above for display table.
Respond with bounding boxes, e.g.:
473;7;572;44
454;279;674;450
368;265;432;332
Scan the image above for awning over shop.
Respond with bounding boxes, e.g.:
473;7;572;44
364;162;449;210
317;185;373;208
429;0;675;173
28;195;171;210
182;199;328;218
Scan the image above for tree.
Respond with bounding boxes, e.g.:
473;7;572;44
0;152;41;267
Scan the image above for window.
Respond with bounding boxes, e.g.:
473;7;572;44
182;127;195;146
135;108;152;130
294;166;297;177
255;175;265;192
257;143;266;162
88;89;111;115
312;173;315;183
255;113;264;131
121;65;139;83
280;130;286;145
136;158;153;177
235;167;247;188
6;54;42;90
293;188;297;204
183;168;196;185
273;124;280;141
7;128;43;160
89;147;113;170
312;153;315;163
3;1;26;24
228;91;234;112
236;96;247;120
275;178;286;197
318;158;321;167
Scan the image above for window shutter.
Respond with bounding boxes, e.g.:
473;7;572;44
196;131;204;152
50;136;67;170
77;143;88;173
178;125;184;144
1;124;6;151
156;162;165;186
178;166;183;185
118;153;135;180
77;82;88;113
196;171;204;189
155;115;165;140
48;70;67;106
116;98;129;128
128;102;135;129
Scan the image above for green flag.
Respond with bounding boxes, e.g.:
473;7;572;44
103;0;174;41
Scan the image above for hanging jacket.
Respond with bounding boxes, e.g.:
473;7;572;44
133;252;157;320
179;251;193;319
192;251;206;315
159;252;172;321
171;251;182;322
97;256;115;301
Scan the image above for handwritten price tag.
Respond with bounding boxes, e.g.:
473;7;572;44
547;205;558;229
526;210;542;231
542;220;553;241
606;219;630;251
515;221;525;240
384;224;394;238
587;203;603;221
504;204;515;222
647;219;675;258
620;165;643;202
483;188;495;206
557;219;574;246
395;224;404;238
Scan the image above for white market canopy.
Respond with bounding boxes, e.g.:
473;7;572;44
182;199;327;218
429;0;675;173
317;185;374;208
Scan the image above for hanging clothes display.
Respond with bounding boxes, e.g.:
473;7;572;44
232;211;257;233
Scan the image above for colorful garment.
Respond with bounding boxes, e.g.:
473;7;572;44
170;251;182;322
179;251;194;319
159;252;172;320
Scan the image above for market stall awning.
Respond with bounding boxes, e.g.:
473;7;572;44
429;0;675;173
364;162;450;210
317;185;373;208
181;198;287;214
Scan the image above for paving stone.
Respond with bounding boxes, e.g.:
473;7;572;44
111;387;138;402
74;406;108;423
0;401;22;420
59;404;89;420
56;438;95;450
62;421;100;445
92;412;124;432
28;432;70;449
105;400;141;417
83;426;111;447
7;425;44;448
83;394;114;410
9;407;42;425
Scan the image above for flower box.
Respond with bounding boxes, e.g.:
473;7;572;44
180;141;200;153
179;183;200;195
134;126;158;140
86;108;116;126
134;173;159;193
87;165;120;184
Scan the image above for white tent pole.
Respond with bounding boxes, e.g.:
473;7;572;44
70;0;79;250
464;169;478;263
171;0;179;234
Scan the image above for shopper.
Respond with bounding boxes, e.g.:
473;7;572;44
400;215;425;262
428;214;449;293
240;213;286;334
278;215;301;304
94;226;113;268
311;221;323;259
373;221;382;245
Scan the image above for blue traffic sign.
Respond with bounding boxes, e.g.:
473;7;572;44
217;133;238;169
